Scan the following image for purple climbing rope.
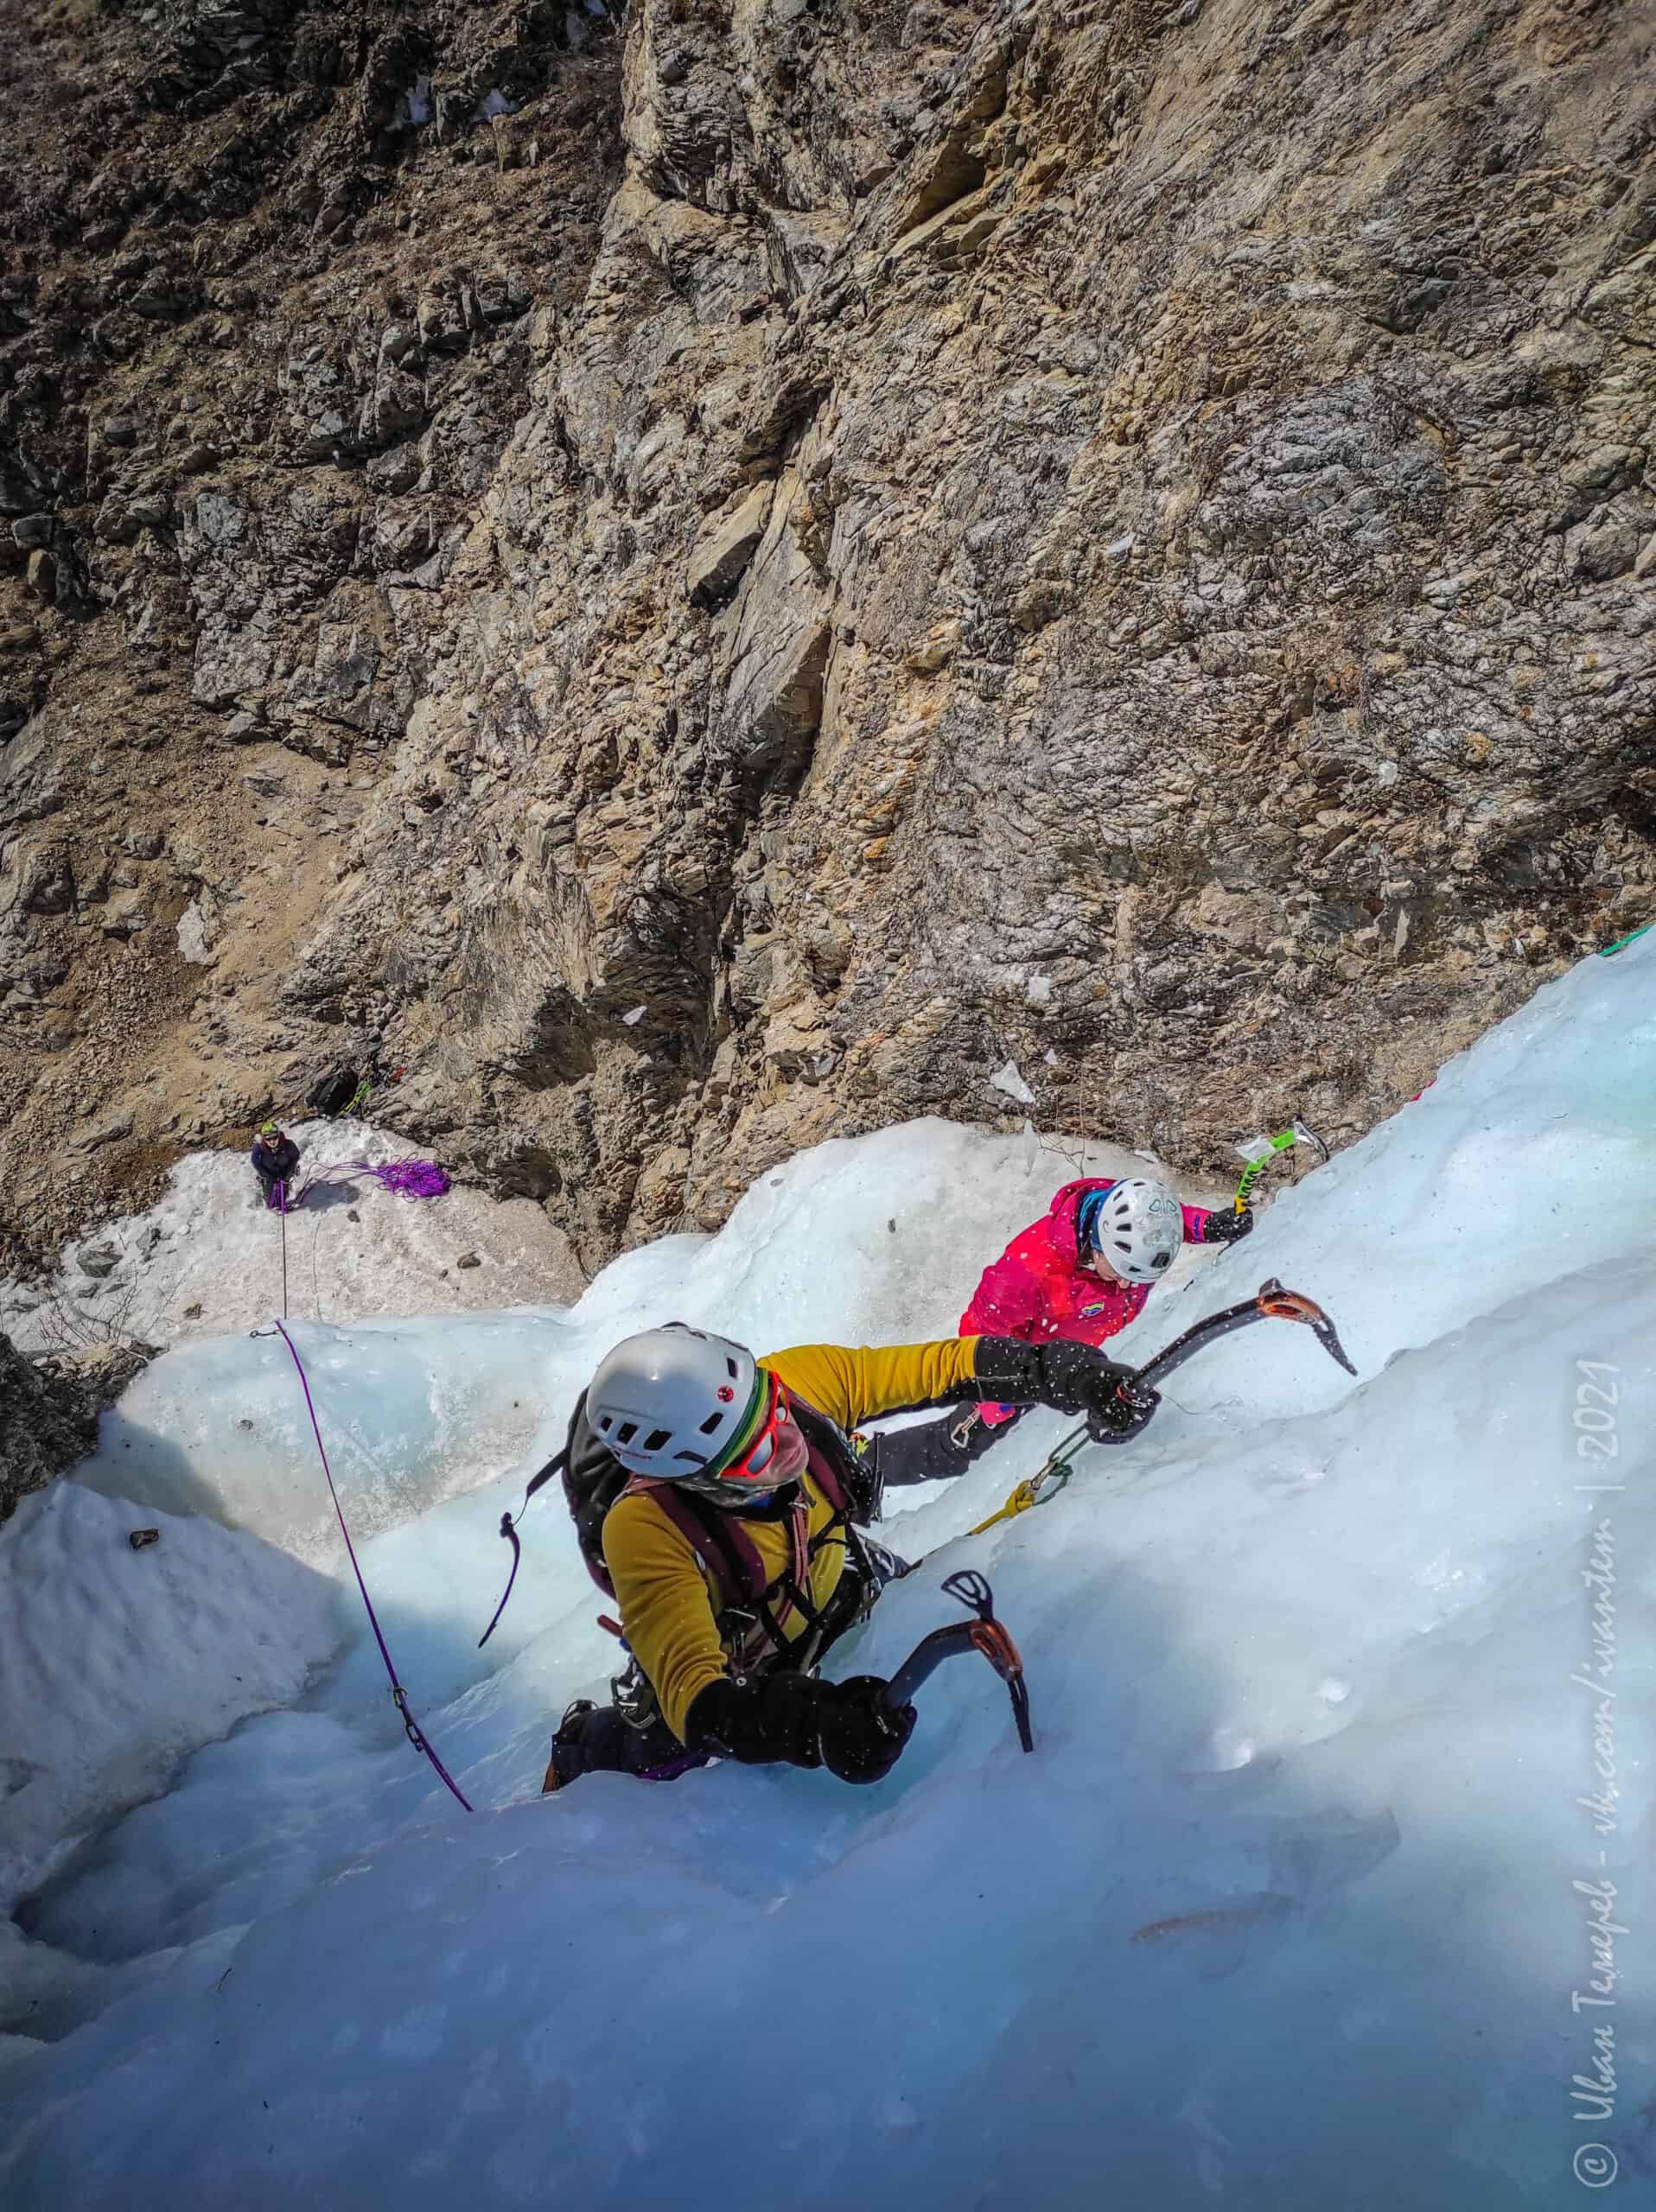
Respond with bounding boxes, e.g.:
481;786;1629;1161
356;1160;451;1199
272;1318;473;1814
289;1159;449;1209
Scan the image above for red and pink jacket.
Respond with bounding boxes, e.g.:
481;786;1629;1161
962;1179;1219;1420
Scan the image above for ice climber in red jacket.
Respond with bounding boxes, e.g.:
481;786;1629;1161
866;1174;1252;1492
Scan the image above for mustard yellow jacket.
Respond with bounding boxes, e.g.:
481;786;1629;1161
602;1337;981;1741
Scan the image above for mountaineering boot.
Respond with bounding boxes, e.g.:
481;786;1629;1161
543;1698;597;1794
542;1697;712;1794
860;1536;913;1589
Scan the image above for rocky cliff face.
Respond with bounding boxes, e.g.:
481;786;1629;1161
2;0;1652;1270
0;1332;100;1523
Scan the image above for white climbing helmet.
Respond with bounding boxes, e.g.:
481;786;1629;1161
1087;1178;1182;1284
587;1324;764;1484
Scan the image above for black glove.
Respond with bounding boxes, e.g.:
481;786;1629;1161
1085;1376;1161;1443
971;1335;1131;1415
1201;1205;1253;1244
973;1335;1161;1443
685;1670;916;1784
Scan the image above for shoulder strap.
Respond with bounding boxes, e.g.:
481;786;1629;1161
478;1390;592;1648
626;1479;773;1611
532;1389;585;1506
619;1397;877;1662
787;1390;883;1605
790;1395;868;1521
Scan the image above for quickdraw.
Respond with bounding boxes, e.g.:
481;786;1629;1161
970;1443;1083;1536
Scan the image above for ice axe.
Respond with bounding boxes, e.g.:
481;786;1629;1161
885;1570;1033;1753
970;1276;1355;1535
1232;1121;1328;1217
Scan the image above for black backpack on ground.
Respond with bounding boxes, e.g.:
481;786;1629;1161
307;1065;361;1117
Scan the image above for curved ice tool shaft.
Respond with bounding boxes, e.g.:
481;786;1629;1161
971;1276;1356;1537
886;1570;1033;1753
1140;1275;1355;1387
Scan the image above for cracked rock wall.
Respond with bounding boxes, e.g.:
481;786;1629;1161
2;0;1653;1270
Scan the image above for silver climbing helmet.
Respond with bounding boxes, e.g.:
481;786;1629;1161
1086;1178;1182;1284
587;1324;776;1494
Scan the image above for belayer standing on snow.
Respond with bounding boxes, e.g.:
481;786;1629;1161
251;1122;300;1211
541;1321;1162;1792
869;1176;1252;1485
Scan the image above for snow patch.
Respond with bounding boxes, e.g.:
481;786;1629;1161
0;1484;341;1916
175;899;217;965
0;1121;583;1354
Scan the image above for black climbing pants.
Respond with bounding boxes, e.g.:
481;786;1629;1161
868;1403;1022;1490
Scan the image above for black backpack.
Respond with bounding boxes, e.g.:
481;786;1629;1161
559;1391;633;1599
308;1065;360;1117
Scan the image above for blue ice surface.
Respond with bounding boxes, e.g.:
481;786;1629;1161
3;937;1655;2209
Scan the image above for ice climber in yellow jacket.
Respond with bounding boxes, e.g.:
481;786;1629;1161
543;1320;1159;1791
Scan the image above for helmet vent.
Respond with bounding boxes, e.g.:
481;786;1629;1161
588;1325;758;1485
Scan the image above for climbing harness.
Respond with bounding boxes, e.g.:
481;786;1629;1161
970;1276;1355;1539
885;1571;1033;1753
1232;1122;1328;1216
271;1318;473;1814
